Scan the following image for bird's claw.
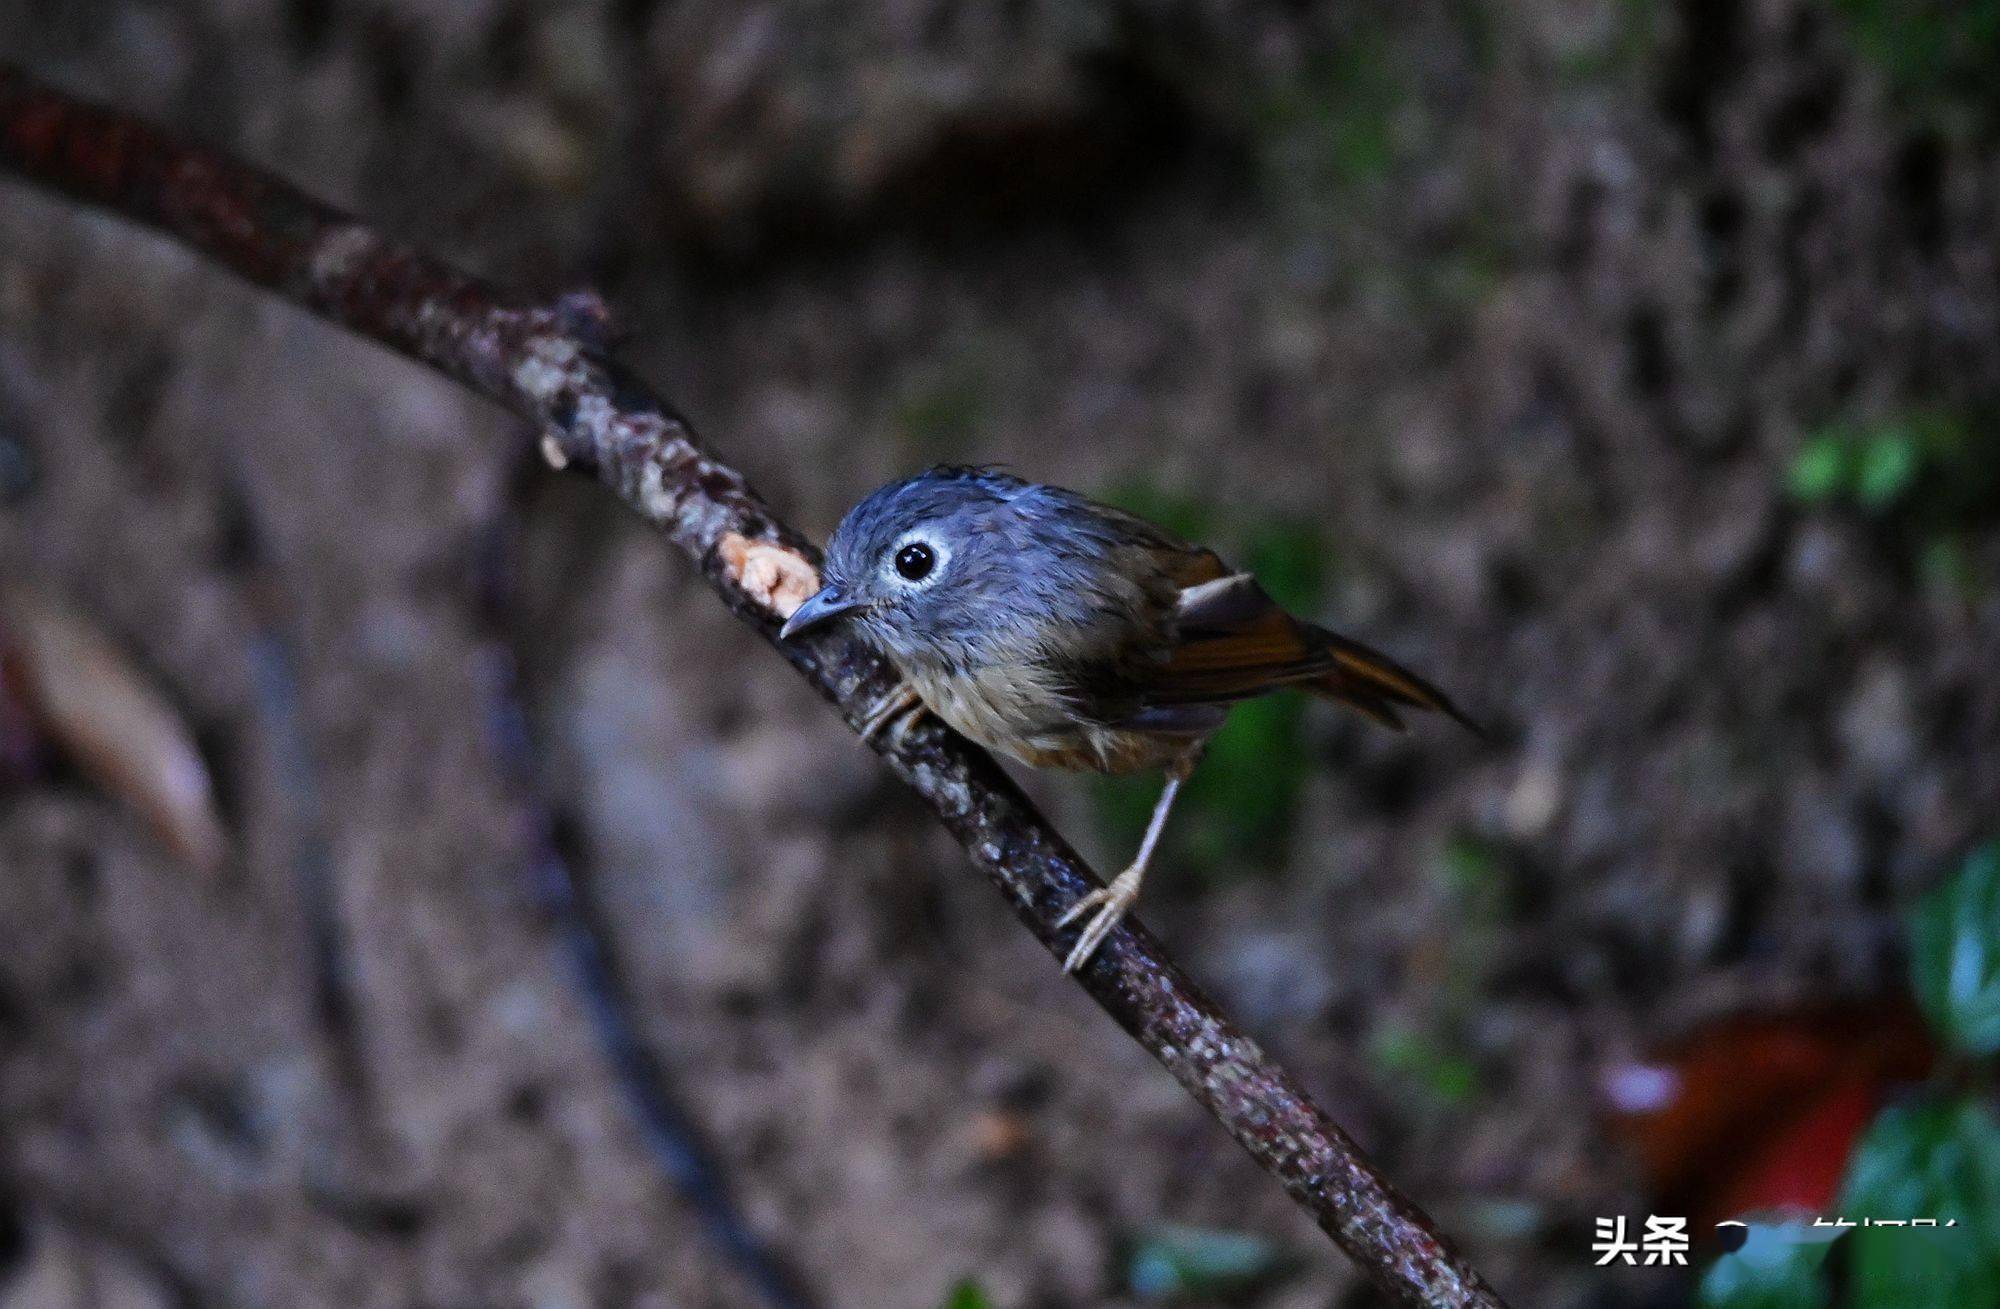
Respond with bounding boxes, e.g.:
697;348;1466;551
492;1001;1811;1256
857;684;924;746
1058;869;1142;973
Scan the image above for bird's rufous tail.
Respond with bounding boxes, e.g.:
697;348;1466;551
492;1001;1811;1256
1304;627;1484;737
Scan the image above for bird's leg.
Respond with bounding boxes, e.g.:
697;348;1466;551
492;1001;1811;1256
857;682;925;746
1058;761;1192;973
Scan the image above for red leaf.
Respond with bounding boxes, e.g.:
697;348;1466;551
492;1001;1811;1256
1602;1005;1933;1228
1709;1069;1880;1225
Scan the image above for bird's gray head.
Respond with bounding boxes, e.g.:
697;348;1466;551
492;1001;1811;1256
780;467;1078;666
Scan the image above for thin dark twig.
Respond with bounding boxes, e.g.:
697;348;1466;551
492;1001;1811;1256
228;502;369;1107
0;67;1508;1309
473;517;820;1309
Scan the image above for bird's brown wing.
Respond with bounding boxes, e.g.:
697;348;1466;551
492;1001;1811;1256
1142;569;1479;734
1082;503;1233;589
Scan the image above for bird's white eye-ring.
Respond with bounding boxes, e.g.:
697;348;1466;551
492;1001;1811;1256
887;533;947;586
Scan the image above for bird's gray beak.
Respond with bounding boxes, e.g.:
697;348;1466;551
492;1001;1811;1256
780;586;864;641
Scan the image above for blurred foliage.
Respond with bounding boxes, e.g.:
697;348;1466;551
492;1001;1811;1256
1832;0;2000;132
1699;843;2000;1308
1254;30;1412;208
1437;832;1510;909
1918;534;1983;603
1124;1223;1289;1303
1249;12;1522;317
1368;1022;1480;1106
1786;412;1980;513
895;373;988;454
1089;483;1327;877
1700;1222;1842;1309
1787;411;1999;600
1910;843;2000;1057
892;348;1000;456
1554;0;1664;84
1841;1097;2000;1308
938;1278;993;1309
1358;832;1517;1111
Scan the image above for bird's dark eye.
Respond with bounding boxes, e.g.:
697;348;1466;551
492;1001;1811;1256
894;542;936;581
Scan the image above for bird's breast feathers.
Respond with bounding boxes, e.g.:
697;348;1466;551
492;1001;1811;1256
900;651;1195;775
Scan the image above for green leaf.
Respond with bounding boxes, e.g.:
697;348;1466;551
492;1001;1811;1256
1697;1221;1839;1309
939;1278;993;1309
1126;1224;1287;1302
1856;429;1923;510
1840;1096;2000;1309
1909;843;2000;1057
1788;434;1853;502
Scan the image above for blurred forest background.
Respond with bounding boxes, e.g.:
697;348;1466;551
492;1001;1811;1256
2;1;1999;1306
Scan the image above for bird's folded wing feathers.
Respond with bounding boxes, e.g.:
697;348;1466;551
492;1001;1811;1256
1150;573;1329;701
1145;570;1478;733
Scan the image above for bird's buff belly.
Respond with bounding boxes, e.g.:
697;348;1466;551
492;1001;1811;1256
903;662;1186;775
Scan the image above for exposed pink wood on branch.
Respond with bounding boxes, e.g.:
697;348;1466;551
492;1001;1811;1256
0;66;1506;1309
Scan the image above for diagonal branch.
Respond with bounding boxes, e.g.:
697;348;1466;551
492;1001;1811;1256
0;66;1507;1309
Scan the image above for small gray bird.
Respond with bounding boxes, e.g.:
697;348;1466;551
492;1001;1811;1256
781;467;1476;972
